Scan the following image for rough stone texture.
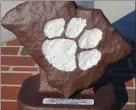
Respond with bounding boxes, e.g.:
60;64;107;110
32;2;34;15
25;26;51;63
17;74;115;110
1;1;130;98
20;47;29;55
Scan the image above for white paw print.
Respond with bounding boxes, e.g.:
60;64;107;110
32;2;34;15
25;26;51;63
42;18;102;71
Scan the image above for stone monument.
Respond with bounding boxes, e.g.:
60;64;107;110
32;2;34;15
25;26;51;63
1;1;130;110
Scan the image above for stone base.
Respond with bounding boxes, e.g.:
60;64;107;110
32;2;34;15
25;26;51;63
18;74;115;110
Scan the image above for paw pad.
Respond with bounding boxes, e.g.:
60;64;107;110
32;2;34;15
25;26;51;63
42;18;102;71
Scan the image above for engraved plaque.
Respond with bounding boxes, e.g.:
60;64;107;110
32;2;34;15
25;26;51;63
42;98;94;105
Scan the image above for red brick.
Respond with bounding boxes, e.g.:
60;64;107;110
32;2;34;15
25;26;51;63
1;56;35;66
1;67;9;71
1;102;18;110
6;39;22;46
1;47;19;55
1;73;32;85
1;86;20;100
12;67;39;72
125;79;134;87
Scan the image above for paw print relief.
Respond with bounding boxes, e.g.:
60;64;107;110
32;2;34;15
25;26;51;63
42;18;102;71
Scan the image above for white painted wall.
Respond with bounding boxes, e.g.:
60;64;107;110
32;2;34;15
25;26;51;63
1;1;25;44
94;1;135;23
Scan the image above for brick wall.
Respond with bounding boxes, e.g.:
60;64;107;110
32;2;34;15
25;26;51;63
1;39;136;110
1;39;39;110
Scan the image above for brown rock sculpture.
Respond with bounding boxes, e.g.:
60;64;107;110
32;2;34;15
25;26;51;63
1;1;130;98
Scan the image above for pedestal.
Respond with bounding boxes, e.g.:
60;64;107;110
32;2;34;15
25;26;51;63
17;74;115;110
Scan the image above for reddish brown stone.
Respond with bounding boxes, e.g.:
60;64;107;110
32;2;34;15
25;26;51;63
1;1;131;98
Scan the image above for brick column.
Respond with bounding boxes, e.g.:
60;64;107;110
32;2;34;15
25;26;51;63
1;39;39;110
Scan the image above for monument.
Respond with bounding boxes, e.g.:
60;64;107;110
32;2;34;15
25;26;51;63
1;1;130;110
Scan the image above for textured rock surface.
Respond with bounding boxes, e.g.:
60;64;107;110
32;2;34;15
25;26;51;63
17;70;115;110
1;1;131;98
42;17;102;72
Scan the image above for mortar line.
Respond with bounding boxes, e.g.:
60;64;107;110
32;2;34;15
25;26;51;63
1;55;30;57
1;45;23;47
126;87;135;90
17;46;23;55
126;102;136;105
8;66;13;72
133;78;136;89
1;99;17;102
1;65;38;68
1;84;21;87
1;71;37;74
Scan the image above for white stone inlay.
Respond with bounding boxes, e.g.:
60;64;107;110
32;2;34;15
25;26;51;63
42;39;77;71
43;18;103;72
78;49;102;70
79;28;102;49
44;18;65;38
65;17;86;38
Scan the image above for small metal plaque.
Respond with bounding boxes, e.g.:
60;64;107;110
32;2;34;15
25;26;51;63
42;98;94;105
